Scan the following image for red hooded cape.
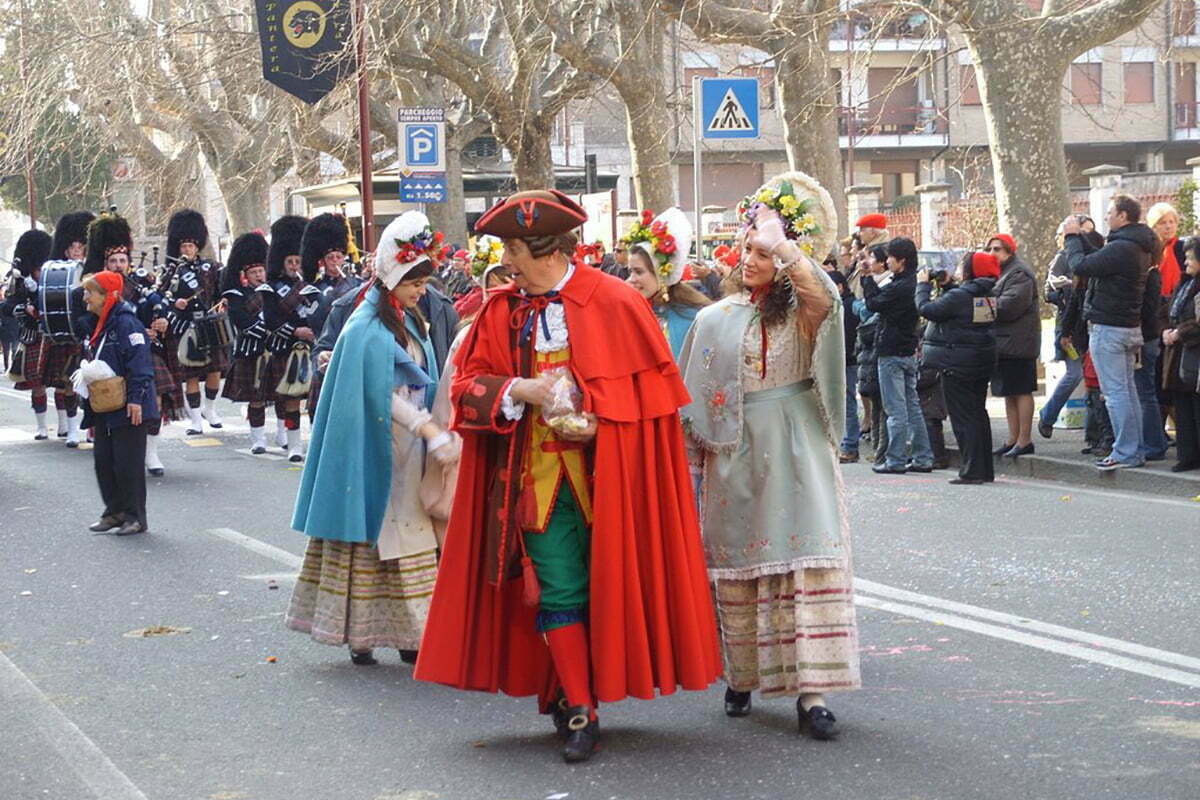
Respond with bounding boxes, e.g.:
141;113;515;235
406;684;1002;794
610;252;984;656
414;266;721;703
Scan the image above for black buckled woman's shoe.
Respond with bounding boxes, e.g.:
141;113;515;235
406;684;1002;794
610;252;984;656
349;649;377;666
561;706;599;763
724;688;752;717
797;700;839;740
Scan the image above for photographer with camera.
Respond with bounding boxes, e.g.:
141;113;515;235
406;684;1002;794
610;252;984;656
917;252;1001;484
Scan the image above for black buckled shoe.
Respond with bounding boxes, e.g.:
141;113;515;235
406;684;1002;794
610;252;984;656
550;695;571;740
561;706;599;763
349;649;377;666
798;700;839;740
724;688;752;717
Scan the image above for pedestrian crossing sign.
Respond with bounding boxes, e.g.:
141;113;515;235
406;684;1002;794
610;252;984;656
701;78;760;140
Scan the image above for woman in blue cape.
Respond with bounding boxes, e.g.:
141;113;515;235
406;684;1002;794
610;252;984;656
623;207;710;358
286;211;461;666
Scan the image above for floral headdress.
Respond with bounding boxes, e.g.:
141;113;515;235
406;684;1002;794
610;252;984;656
621;207;693;288
736;170;837;260
471;235;503;279
374;211;445;289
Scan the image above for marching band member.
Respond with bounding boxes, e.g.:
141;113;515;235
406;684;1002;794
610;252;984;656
164;209;226;434
304;213;359;422
680;172;860;739
1;229;54;439
46;211;95;446
264;215;320;462
81;269;156;536
220;232;274;454
415;190;720;764
288;210;454;667
622;208;709;359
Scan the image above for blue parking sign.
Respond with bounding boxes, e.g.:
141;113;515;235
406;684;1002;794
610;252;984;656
701;78;759;140
405;124;440;168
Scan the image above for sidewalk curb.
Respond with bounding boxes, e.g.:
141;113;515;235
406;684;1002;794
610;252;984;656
947;447;1200;498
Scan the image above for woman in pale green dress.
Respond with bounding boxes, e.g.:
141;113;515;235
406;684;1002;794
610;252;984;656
680;172;860;740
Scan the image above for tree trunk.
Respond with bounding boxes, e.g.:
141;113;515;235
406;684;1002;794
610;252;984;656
221;181;270;238
774;39;846;238
621;87;675;212
509;123;556;191
970;40;1071;280
426;129;469;247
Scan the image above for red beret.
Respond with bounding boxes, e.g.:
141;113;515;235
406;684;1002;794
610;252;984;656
856;213;888;230
970;251;1001;280
988;233;1017;254
453;249;469;259
475;189;587;238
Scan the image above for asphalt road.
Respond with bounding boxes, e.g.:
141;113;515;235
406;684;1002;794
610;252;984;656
2;382;1199;800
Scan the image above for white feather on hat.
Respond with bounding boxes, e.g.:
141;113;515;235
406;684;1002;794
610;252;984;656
632;207;693;287
375;211;438;289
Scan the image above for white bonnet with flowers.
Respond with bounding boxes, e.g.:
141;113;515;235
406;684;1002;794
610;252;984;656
623;206;694;288
736;170;837;262
374;211;445;290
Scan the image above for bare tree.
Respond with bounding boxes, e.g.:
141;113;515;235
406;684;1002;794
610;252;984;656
381;0;603;190
940;0;1165;270
662;0;846;228
547;0;676;211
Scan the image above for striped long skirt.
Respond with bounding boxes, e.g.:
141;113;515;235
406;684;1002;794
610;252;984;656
714;567;861;697
285;540;437;652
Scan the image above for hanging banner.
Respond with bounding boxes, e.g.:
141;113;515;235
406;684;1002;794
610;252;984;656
256;0;355;105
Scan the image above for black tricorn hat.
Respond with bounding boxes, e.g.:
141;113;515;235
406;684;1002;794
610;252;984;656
474;189;587;239
83;212;133;275
220;231;269;294
300;213;349;284
167;209;208;258
51;211;95;260
13;229;53;276
267;215;309;282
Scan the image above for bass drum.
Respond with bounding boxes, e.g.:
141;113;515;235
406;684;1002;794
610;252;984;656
37;260;83;343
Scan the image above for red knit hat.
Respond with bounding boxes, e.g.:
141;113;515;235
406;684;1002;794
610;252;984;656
88;270;125;349
856;213;888;230
988;233;1017;254
970;251;1001;280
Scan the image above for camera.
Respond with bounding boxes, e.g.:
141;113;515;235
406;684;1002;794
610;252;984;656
928;266;950;284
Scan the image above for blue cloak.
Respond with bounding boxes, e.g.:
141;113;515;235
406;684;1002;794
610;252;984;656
291;287;435;543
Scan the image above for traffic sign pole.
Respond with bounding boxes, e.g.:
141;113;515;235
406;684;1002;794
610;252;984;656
693;74;702;261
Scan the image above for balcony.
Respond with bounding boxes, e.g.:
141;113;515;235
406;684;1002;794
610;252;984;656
838;104;949;148
829;14;944;51
1175;103;1200;140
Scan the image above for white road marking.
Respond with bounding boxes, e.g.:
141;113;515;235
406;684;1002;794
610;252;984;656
856;578;1200;673
856;593;1200;688
205;527;303;570
0;650;149;800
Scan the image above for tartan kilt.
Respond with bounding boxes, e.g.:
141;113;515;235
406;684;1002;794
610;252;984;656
153;348;185;421
262;349;309;400
12;336;48;391
42;340;81;390
222;354;274;403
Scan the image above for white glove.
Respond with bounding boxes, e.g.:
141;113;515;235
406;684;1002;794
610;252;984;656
23;276;37;294
390;391;432;432
428;431;461;467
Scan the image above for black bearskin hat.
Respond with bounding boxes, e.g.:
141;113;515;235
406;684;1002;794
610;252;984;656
12;229;53;276
83;211;133;275
51;211;95;260
167;209;208;259
266;215;308;282
300;213;349;284
220;231;269;294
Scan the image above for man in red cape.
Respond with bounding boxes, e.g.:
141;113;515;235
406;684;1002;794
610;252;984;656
415;190;720;762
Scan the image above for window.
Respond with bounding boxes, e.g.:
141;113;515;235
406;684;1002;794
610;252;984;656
682;66;719;100
1123;63;1154;104
1070;63;1102;105
960;65;981;106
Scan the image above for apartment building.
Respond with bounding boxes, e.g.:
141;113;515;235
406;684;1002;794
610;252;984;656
465;2;1200;215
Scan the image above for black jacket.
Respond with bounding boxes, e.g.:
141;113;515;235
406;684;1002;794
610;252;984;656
1141;266;1163;343
1065;223;1155;328
863;269;920;358
917;277;998;381
855;315;880;395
